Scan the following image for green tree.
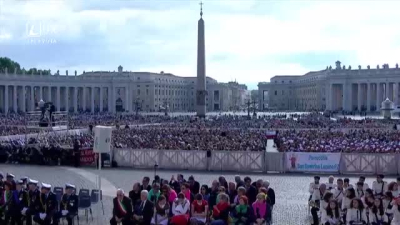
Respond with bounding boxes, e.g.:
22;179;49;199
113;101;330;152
0;57;21;73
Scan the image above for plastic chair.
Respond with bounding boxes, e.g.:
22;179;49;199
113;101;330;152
78;188;90;197
78;195;93;223
90;189;104;215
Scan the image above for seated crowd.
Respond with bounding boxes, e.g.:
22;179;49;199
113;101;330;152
113;174;276;225
0;173;78;225
309;175;400;225
275;129;400;153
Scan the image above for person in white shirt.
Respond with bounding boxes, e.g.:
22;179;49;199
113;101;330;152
358;176;369;191
171;192;190;225
310;183;327;225
309;176;321;201
386;198;400;225
321;200;342;225
355;182;365;199
369;198;389;225
346;198;368;225
389;181;399;198
372;174;388;198
342;188;356;224
326;176;336;191
333;179;345;205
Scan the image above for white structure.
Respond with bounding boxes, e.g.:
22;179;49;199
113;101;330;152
196;2;207;117
381;98;394;119
258;61;400;112
0;67;248;114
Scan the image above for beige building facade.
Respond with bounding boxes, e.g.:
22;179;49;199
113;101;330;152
258;61;400;112
0;66;248;114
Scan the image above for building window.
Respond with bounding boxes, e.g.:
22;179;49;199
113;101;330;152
146;89;149;95
155;89;157;95
137;90;140;95
282;90;284;95
274;91;277;95
137;85;140;87
282;81;284;83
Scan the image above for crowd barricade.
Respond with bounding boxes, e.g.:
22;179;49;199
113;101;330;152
264;152;285;172
340;153;398;175
113;149;400;175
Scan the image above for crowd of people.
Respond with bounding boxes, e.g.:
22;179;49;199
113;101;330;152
111;174;276;225
0;173;78;225
275;129;400;153
0;171;276;225
309;175;400;225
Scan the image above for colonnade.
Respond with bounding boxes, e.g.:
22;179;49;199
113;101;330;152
329;81;400;112
0;85;132;114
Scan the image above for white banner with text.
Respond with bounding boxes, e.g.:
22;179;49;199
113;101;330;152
285;152;341;172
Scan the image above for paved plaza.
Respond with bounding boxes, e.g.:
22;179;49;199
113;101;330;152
1;164;399;225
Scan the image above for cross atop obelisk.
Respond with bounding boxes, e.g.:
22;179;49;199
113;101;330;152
196;0;206;117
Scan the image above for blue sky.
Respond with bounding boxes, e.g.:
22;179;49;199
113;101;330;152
1;0;400;90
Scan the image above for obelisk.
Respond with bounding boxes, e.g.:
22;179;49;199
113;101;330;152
196;1;206;117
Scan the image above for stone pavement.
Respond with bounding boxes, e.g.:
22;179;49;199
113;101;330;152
1;164;399;225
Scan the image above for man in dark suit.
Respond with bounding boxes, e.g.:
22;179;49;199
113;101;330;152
33;183;57;225
244;176;257;205
25;179;40;225
110;189;133;225
53;184;79;225
9;180;28;225
188;176;200;194
133;190;154;225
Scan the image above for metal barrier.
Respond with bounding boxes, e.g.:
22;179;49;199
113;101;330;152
264;152;285;172
340;153;398;175
210;151;264;172
113;149;400;175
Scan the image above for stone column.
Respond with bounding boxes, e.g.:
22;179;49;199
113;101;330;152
125;86;129;112
4;85;8;114
65;87;69;112
48;86;51;102
56;86;60;111
376;83;381;111
91;87;95;113
82;87;86;111
22;86;26;112
13;85;17;112
386;82;390;99
326;84;332;111
39;86;43;100
30;86;34;111
113;87;117;112
357;83;362;111
394;83;399;105
366;83;371;112
108;87;113;112
74;87;78;113
99;87;103;112
342;83;348;111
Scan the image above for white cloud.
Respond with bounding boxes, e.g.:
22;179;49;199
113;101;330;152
1;1;400;89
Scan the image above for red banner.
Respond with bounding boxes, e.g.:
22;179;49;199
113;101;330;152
80;149;96;166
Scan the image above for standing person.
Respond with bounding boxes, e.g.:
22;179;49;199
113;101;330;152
326;176;336;191
321;200;342;225
33;183;57;225
129;182;141;208
0;181;13;224
110;189;132;225
171;193;190;225
262;181;276;213
372;175;388;198
333;179;345;205
244;177;257;205
310;183;328;225
188;176;200;195
190;194;208;225
151;195;170;225
346;199;367;225
9;180;28;225
368;198;388;225
25;179;40;225
73;139;80;168
52;184;79;225
309;176;321;201
141;177;152;192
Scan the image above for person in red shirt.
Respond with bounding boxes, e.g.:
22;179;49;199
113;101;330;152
190;194;208;224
